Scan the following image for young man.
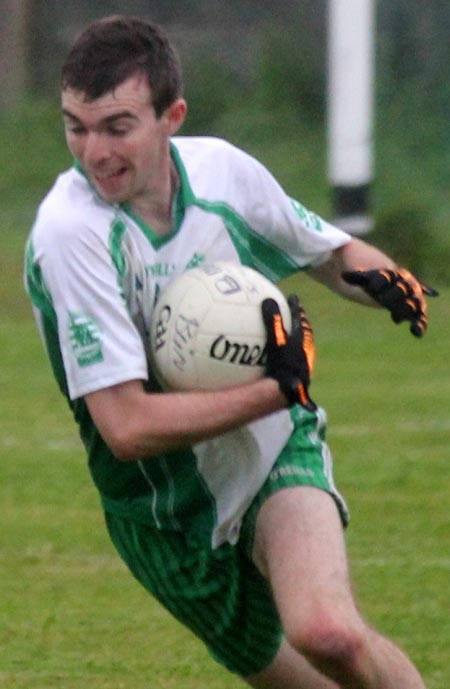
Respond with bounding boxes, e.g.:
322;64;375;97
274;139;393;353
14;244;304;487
25;15;435;689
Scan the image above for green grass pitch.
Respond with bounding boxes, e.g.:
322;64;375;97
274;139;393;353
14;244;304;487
0;212;448;688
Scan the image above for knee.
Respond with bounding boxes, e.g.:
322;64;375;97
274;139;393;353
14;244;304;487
285;615;366;677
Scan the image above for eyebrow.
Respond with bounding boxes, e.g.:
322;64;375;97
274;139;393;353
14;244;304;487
62;109;138;124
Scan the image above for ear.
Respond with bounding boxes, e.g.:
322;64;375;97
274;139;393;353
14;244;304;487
165;98;187;135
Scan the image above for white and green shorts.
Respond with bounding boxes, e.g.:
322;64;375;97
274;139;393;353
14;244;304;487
104;407;349;677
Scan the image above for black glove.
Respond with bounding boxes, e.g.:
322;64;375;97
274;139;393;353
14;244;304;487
262;295;317;410
342;268;439;337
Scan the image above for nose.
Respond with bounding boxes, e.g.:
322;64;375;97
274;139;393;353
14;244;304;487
83;131;110;166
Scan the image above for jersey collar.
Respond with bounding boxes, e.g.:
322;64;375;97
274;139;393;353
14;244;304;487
72;141;196;246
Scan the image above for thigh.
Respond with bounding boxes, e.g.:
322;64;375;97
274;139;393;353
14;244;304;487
239;405;349;566
252;486;360;635
104;511;283;677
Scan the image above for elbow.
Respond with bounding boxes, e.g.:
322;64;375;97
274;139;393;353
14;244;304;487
111;440;142;462
104;429;150;462
85;386;170;461
107;434;139;462
105;428;168;462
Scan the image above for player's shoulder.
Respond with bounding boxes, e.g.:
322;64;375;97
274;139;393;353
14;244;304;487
172;135;258;170
172;135;269;203
31;166;115;245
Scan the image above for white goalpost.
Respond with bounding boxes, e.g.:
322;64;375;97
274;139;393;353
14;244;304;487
327;0;375;234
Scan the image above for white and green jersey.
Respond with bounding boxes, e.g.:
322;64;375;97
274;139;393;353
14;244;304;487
25;136;351;549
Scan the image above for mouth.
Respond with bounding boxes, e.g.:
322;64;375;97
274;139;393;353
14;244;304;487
90;166;130;199
93;166;128;182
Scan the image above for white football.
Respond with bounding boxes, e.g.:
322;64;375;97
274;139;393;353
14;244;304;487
150;262;291;391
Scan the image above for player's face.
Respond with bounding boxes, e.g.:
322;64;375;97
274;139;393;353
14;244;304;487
62;74;186;204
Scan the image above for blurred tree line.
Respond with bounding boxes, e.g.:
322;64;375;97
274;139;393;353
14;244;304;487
3;0;450;119
2;0;450;280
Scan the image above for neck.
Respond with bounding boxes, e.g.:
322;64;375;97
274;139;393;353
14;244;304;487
129;162;179;236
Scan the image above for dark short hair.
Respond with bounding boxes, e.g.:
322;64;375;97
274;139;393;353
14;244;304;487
61;15;183;117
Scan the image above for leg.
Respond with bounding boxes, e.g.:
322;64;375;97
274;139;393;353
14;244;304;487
244;639;341;689
251;486;426;689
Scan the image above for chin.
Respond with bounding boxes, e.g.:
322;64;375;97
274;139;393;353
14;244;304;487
94;185;128;205
90;173;132;205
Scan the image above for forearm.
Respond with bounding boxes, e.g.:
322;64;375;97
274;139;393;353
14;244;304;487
130;380;286;457
85;377;286;461
310;238;397;305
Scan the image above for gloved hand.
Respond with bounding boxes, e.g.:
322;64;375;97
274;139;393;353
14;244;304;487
262;295;317;410
342;268;439;337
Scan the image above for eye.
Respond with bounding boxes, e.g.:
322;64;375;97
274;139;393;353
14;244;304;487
107;126;131;137
65;123;86;136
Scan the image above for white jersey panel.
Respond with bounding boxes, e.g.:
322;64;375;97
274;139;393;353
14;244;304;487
121;205;242;294
194;410;294;548
30;170;149;399
172;136;351;269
